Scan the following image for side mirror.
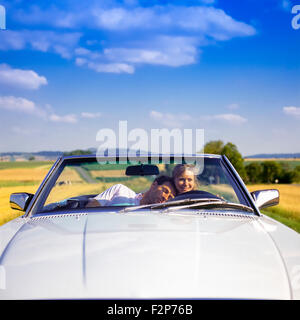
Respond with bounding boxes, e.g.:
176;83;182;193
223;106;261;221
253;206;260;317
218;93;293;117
10;193;34;212
251;189;279;210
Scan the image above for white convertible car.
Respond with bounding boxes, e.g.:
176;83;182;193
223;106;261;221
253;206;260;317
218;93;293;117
0;154;299;299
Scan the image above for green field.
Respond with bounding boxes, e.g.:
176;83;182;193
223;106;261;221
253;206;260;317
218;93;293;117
261;208;300;233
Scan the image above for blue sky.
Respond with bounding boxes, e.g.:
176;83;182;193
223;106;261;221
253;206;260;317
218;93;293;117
0;0;299;156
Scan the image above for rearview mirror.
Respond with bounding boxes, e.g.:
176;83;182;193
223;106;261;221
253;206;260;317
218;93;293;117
10;193;34;212
126;164;159;176
251;189;279;210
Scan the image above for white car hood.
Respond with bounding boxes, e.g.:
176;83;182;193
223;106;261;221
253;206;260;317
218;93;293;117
0;211;293;299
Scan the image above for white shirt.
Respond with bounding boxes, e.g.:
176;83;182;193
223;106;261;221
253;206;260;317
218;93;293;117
94;184;143;206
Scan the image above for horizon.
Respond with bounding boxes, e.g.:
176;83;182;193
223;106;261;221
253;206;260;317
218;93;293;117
1;148;300;159
0;0;299;155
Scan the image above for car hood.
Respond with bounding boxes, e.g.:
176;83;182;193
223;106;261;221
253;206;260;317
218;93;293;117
0;211;293;299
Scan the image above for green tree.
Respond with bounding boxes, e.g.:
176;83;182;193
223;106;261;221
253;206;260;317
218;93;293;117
221;142;246;180
204;140;224;154
278;162;294;183
203;140;246;180
245;162;263;184
279;170;294;183
261;161;282;183
63;149;93;156
292;165;300;183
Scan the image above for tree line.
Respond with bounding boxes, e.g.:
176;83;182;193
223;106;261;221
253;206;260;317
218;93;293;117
63;144;300;184
204;140;300;184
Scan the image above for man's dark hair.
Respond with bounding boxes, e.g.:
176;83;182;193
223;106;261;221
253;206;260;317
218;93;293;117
154;175;172;185
153;175;177;194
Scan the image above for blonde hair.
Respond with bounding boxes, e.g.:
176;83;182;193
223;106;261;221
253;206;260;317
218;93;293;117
172;164;198;190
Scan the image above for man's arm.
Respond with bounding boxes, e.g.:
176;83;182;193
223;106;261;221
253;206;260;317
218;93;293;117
86;184;135;207
86;198;101;208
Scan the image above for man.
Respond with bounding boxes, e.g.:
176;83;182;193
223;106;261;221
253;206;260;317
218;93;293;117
86;175;176;207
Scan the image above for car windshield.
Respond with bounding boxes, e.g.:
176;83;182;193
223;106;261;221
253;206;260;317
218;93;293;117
38;156;249;213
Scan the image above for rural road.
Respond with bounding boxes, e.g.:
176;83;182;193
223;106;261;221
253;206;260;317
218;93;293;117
74;167;97;184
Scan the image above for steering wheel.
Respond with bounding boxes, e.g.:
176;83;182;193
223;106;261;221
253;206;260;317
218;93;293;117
169;190;223;202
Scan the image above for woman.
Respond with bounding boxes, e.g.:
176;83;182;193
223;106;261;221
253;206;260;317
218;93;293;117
172;164;197;194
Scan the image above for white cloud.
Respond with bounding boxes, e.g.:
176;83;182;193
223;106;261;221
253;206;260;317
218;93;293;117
150;110;191;127
0;96;37;114
9;4;256;73
0;64;48;90
92;7;156;30
71;4;255;73
23;5;254;39
283;106;300;117
104;35;199;67
49;113;78;124
81;112;101;118
89;62;134;74
0;30;82;59
0;95;49;119
0;95;81;124
14;5;87;29
213;113;247;124
76;57;135;74
201;113;247;124
74;35;199;73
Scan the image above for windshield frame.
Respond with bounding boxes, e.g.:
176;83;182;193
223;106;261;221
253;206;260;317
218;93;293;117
25;154;259;217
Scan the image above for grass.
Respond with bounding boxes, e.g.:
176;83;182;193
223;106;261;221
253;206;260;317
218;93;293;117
260;208;300;233
247;184;300;233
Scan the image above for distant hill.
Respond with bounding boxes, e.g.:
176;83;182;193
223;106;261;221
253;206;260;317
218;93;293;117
0;148;143;161
2;150;300;161
245;153;300;159
0;151;63;156
0;151;63;161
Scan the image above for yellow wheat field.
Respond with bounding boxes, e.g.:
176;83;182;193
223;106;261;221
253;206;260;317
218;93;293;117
56;167;85;183
0;184;39;225
247;184;300;218
90;170;125;178
45;182;112;205
0;166;151;226
0;166;51;181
